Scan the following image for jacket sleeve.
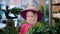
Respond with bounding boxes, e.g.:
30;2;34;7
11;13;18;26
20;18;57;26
20;24;28;34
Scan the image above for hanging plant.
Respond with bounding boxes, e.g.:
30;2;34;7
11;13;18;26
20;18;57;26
38;6;44;14
11;8;22;15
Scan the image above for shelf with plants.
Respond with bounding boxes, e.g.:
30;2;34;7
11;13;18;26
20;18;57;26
51;0;60;34
52;11;60;19
52;0;60;19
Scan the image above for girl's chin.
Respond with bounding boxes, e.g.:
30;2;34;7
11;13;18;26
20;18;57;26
28;22;32;23
28;22;34;24
27;21;32;23
27;22;33;23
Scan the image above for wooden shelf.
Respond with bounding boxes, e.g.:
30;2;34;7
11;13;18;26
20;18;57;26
53;11;60;13
52;13;60;19
52;3;60;6
52;17;60;19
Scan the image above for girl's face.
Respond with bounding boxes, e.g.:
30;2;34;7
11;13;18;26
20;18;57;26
26;11;37;24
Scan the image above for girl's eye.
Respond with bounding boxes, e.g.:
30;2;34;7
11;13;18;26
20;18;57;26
31;16;34;17
27;16;29;17
31;16;33;17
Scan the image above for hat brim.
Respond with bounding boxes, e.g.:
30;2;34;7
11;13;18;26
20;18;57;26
21;9;42;21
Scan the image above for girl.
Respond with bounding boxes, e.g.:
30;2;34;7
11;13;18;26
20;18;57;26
20;6;42;34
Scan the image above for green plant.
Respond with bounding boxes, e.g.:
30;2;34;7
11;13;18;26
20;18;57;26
54;19;60;34
26;21;59;34
11;8;22;15
39;6;44;14
27;22;48;34
1;19;18;34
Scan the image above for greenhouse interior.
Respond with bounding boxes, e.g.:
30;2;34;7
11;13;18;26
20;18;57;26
0;0;60;34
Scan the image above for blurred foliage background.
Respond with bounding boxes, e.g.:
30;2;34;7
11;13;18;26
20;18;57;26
0;6;60;34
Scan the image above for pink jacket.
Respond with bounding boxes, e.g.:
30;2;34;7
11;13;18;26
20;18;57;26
20;23;32;34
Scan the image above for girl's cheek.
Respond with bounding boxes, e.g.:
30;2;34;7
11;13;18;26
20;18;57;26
32;17;35;20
